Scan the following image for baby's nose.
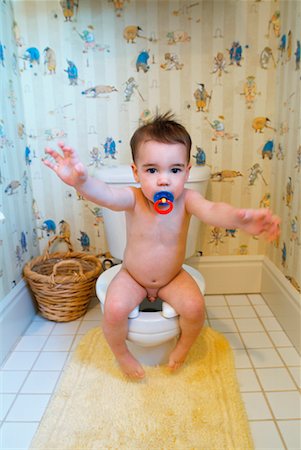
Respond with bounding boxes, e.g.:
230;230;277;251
157;173;169;185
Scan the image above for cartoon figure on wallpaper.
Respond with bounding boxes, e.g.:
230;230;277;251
285;177;293;207
211;52;228;82
259;193;271;209
81;84;118;97
78;231;90;251
32;200;41;220
209;227;224;247
43;47;56;74
4;180;21;195
88;147;104;168
60;0;78;22
193;147;206;165
228;41;243;66
44;128;67;141
290;217;298;242
252;117;275;133
102;137;120;160
85;205;103;227
166;30;191;45
248;163;267;186
123;77;144;102
59;220;71;239
286;31;292;61
278;34;286;64
65;60;78;85
136;49;150;73
225;229;237;238
15;246;24;267
160;52;183;71
25;146;32;165
267;10;280;38
211;170;243;182
42;219;56;236
12;21;23;47
262;140;274;160
240;76;260;110
0;41;5;67
43;115;280;379
20;232;27;253
260;47;276;70
123;26;143;44
139;109;154;126
205;116;238;141
295;41;300;70
193;84;211;112
111;0;126;17
281;242;286;267
21;47;40;70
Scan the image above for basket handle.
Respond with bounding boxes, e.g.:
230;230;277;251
52;259;84;277
44;235;74;257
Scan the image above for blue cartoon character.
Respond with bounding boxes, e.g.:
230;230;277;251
103;137;117;159
78;231;90;251
64;60;78;85
262;140;274;160
295;40;300;70
0;41;5;67
229;41;242;66
136;49;150;73
20;231;27;253
42;219;56;236
25;146;32;165
22;47;40;68
193;146;206;165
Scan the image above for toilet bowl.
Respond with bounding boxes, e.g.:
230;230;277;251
96;263;206;366
93;163;210;366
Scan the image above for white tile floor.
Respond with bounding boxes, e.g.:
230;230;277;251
0;294;300;450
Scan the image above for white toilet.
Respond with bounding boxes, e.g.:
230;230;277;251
95;164;210;366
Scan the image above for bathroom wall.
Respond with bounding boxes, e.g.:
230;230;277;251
1;0;300;301
0;1;39;300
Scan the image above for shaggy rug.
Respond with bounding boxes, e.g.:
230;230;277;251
30;327;253;449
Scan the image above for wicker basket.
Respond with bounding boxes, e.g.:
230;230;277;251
23;235;102;322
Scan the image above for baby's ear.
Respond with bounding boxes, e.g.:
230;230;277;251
131;163;139;182
185;163;192;181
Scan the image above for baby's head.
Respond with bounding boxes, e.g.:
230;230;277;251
130;112;192;163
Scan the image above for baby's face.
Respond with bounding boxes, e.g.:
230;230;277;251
131;140;191;204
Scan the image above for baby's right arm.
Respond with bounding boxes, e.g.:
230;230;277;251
43;142;135;211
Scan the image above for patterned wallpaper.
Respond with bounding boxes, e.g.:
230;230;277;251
1;0;300;300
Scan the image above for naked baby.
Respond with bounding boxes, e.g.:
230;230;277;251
43;113;280;379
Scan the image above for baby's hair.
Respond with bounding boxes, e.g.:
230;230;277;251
130;111;192;163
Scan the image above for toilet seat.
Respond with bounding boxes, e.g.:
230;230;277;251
96;263;205;319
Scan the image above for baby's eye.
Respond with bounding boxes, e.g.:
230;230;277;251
147;168;157;174
171;168;182;174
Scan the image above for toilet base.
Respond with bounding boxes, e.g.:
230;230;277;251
127;337;178;366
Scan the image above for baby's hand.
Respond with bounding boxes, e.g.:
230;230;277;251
239;208;280;242
43;142;88;187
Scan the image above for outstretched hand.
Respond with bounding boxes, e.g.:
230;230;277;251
43;142;88;187
239;208;280;242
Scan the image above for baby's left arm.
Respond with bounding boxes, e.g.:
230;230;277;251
186;190;280;242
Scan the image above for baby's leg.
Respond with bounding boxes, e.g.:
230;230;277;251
102;268;147;379
158;269;205;370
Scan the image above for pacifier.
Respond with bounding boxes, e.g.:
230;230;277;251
153;191;174;215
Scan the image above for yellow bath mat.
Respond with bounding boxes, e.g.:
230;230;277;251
30;327;253;449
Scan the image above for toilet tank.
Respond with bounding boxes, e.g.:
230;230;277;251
92;164;210;260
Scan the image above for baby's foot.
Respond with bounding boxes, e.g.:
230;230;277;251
167;346;189;371
117;352;145;380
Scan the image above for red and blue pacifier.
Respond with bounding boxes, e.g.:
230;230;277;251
153;191;174;215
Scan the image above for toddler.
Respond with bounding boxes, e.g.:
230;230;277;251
43;113;280;379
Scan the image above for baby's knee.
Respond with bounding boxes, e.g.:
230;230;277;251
183;297;205;323
104;298;129;324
